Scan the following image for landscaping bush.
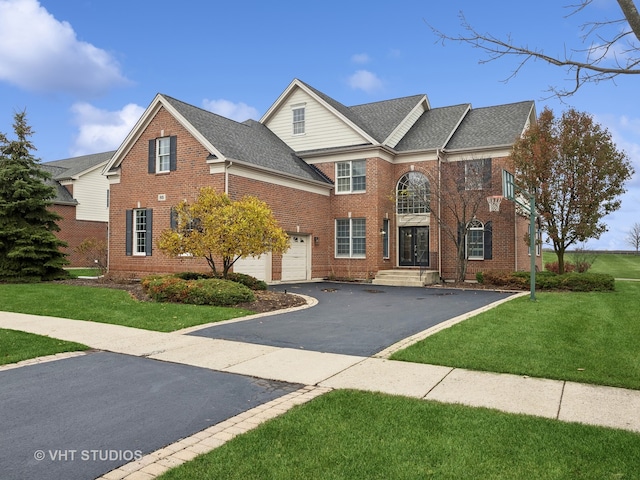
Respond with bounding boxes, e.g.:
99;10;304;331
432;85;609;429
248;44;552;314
173;271;267;290
141;275;254;306
478;270;614;292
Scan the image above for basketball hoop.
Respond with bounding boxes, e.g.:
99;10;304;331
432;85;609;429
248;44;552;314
487;195;503;212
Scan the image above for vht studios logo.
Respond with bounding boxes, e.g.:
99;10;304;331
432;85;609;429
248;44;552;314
34;449;143;462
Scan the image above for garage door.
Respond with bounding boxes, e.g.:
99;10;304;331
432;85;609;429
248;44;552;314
233;253;270;281
281;235;309;282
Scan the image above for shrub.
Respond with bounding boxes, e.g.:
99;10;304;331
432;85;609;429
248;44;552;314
544;261;576;274
479;270;615;292
476;272;484;284
481;270;529;289
173;271;267;290
141;275;254;306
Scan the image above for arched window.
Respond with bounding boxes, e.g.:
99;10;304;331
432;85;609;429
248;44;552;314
466;219;484;260
396;172;430;214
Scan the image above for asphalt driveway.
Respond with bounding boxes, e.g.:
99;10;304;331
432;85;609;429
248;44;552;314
0;352;300;480
190;282;514;356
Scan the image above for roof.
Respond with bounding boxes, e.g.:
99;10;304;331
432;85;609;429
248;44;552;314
395;104;471;151
40;164;77;205
161;95;332;185
445;101;535;151
43;151;115;180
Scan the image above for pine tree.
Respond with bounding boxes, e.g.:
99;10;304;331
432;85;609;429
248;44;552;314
0;111;68;282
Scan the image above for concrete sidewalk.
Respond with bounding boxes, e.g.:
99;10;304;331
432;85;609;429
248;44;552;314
2;310;639;434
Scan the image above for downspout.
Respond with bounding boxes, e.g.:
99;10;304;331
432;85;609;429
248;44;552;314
225;161;233;194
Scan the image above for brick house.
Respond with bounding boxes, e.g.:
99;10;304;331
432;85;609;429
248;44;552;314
103;79;541;282
42;152;112;267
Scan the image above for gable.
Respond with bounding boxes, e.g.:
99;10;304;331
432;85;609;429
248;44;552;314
262;82;374;152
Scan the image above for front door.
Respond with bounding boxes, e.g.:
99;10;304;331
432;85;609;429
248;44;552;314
399;226;429;266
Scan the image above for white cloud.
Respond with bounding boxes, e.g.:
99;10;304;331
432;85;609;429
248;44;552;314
71;102;144;155
0;0;128;96
202;99;259;122
351;53;370;64
347;70;383;93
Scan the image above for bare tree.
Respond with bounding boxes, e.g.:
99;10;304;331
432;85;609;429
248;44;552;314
626;222;640;253
431;0;640;97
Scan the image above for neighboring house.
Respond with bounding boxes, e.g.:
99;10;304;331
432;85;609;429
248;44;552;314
42;151;113;267
103;79;541;282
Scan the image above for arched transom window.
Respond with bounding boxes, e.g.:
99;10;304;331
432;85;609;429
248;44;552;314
396;172;430;214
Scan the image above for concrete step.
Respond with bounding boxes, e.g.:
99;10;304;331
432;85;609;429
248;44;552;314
372;269;439;287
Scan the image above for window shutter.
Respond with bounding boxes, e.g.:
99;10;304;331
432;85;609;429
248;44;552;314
170;207;178;230
125;210;133;256
483;159;492;189
148;139;156;174
484;221;493;260
169;136;177;171
145;209;153;256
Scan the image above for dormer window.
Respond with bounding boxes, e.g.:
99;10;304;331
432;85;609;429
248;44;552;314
292;106;305;135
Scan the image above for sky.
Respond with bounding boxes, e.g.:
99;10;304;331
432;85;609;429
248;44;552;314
0;0;638;250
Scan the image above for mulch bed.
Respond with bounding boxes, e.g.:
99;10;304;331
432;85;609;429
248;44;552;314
56;277;307;313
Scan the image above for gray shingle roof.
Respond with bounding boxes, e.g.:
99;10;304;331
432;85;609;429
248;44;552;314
162;95;332;185
40;164;77;204
445;101;534;151
43;151;115;179
349;95;427;142
395;104;470;151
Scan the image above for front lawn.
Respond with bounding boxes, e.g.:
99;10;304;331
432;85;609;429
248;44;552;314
392;281;640;390
543;251;640;279
0;328;88;366
0;283;253;332
158;390;640;480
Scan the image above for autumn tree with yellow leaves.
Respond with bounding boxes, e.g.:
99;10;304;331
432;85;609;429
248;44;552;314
158;187;289;278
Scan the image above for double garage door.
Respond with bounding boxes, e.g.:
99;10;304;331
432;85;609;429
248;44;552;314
234;235;309;282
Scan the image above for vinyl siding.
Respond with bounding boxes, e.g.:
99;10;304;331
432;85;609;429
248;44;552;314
386;103;427;148
74;167;109;222
265;89;367;151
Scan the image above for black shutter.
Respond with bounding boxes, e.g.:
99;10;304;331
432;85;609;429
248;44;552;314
169;136;177;171
170;207;178;230
148;139;156;174
483;158;492;189
484;221;493;260
145;209;153;256
125;210;133;256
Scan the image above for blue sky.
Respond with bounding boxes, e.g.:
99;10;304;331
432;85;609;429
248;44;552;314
0;0;638;250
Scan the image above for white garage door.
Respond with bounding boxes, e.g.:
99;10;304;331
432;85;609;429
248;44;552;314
233;253;270;281
282;235;309;282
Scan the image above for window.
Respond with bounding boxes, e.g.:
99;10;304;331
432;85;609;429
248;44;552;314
156;137;171;173
336;160;366;193
292;107;305;135
464;159;491;190
466;219;484;260
382;218;390;259
336;218;366;258
148;136;177;174
126;209;153;256
396;172;430;214
464;219;492;260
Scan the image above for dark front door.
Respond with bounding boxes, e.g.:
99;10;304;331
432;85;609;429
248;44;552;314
399;226;429;267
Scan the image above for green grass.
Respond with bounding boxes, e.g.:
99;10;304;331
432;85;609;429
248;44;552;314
543;251;640;278
0;283;253;332
65;268;103;278
158;390;640;480
392;281;640;390
0;328;88;366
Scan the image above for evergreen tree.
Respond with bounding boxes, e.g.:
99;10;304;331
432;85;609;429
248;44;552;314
0;111;68;282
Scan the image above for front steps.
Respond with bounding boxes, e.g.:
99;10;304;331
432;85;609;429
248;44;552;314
372;269;440;287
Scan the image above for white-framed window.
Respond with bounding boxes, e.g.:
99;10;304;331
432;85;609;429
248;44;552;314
336;160;366;193
396;172;430;214
336;218;366;258
156;137;171;173
292;106;305;135
134;209;148;256
466;219;484;260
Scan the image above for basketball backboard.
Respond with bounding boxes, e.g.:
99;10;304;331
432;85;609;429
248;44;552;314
502;169;515;201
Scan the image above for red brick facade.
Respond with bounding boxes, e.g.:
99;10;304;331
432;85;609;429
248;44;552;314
106;94;542;281
50;203;108;267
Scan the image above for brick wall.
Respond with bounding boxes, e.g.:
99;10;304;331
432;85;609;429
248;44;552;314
50;204;108;267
